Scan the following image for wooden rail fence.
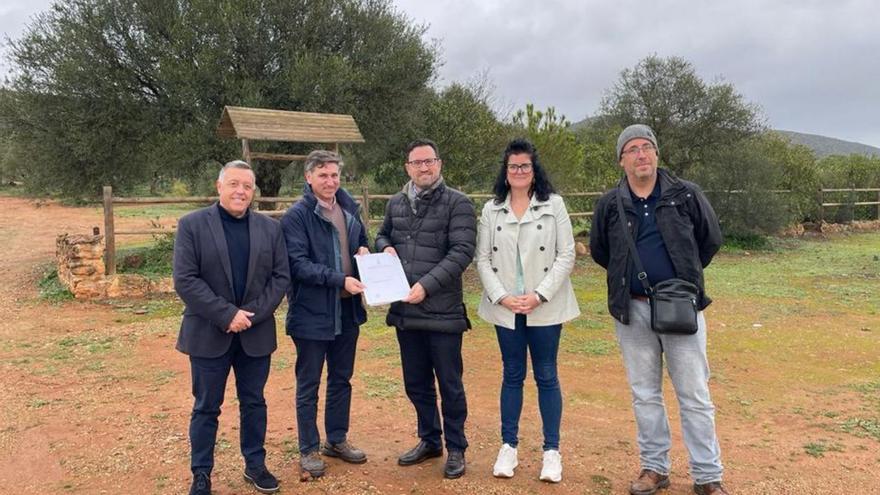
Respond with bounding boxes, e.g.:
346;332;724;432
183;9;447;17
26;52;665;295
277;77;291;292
101;186;878;276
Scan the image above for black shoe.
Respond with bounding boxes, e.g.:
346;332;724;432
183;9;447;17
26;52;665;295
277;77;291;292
322;440;368;464
444;450;466;479
189;472;211;495
398;440;444;466
243;465;279;494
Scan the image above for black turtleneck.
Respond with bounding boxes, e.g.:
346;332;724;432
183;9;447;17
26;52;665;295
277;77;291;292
217;204;250;306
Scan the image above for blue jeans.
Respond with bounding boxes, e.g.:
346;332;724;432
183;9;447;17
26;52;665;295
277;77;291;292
189;334;270;474
614;299;723;484
291;302;360;454
495;313;562;451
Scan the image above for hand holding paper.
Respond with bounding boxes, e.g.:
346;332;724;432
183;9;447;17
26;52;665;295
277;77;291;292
354;252;411;306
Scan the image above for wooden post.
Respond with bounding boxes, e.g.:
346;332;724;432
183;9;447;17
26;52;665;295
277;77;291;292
817;188;824;223
241;139;251;164
876;190;880;220
849;186;856;224
361;186;370;232
103;186;116;276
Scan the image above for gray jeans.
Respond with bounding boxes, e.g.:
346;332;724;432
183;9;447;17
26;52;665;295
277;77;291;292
614;299;723;484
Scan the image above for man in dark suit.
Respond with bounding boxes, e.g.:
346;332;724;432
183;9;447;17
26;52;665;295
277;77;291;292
173;160;290;495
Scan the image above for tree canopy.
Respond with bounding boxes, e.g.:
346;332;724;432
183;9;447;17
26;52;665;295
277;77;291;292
598;55;765;178
1;0;437;196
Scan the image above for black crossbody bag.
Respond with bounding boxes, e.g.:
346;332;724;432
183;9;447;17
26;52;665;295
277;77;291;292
615;189;699;334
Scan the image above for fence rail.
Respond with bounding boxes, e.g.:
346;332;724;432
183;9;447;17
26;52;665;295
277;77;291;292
100;186;880;275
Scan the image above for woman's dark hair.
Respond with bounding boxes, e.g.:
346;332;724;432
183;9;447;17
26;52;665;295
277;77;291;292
492;138;556;204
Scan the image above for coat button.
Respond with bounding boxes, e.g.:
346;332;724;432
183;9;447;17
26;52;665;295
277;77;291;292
532;206;538;210
539;246;545;251
537;225;542;230
492;267;498;272
543;267;548;272
493;246;498;251
406;235;411;239
497;226;502;231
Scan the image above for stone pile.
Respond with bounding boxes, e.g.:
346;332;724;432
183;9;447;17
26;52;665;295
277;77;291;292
56;233;107;298
55;233;174;299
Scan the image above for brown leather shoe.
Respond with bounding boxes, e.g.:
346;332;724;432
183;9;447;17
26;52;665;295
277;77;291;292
630;469;670;495
694;481;729;495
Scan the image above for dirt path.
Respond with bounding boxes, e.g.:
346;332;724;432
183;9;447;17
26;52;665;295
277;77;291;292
0;196;877;494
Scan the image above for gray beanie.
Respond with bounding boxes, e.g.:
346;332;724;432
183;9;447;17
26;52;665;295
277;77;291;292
616;124;658;159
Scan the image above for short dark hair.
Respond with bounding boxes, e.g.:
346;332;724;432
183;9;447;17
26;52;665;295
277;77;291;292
405;139;440;161
304;150;343;173
492;138;556;204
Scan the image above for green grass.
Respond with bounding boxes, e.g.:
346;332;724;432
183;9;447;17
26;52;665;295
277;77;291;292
114;204;196;218
839;418;880;441
116;234;174;277
803;440;844;457
38;268;74;303
361;373;399;398
707;233;880;305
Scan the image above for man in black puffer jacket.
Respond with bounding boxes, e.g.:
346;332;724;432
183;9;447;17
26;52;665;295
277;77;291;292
375;138;476;479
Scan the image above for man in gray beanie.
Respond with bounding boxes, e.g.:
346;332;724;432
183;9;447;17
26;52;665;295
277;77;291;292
590;125;728;495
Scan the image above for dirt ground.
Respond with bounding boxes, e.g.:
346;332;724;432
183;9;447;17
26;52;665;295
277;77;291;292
0;196;878;495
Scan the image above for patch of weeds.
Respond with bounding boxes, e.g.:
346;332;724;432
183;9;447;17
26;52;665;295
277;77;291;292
28;399;51;409
281;436;300;461
365;343;398;359
563;338;616;356
361;373;399;399
154;474;168;490
803;442;827;457
804;441;845;458
154;369;177;385
117;233;174;277
86;338;114;353
38;268;74;303
852;380;880;394
78;360;105;373
823;411;840;418
272;357;291;371
150;412;169;421
839;418;880;441
722;233;774;251
216;438;232;450
590;474;613;495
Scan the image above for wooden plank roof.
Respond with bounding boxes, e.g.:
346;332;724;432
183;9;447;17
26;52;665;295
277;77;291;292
216;106;365;143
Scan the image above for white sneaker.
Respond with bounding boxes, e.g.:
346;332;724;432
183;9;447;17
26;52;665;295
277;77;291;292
492;443;518;478
539;449;562;483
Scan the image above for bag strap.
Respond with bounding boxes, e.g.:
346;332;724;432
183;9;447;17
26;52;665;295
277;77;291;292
615;185;654;296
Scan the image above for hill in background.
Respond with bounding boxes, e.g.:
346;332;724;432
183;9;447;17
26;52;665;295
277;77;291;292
570;117;880;159
773;130;880;158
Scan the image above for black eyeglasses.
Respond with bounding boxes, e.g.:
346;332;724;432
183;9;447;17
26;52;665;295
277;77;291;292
406;158;439;168
506;163;533;173
622;144;657;156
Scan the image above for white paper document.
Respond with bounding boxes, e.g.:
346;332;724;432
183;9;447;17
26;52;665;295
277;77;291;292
354;252;411;306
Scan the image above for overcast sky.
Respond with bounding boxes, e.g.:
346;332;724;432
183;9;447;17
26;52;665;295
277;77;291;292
3;0;878;146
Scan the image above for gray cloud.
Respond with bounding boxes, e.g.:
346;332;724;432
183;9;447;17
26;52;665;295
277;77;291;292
396;0;880;146
3;0;878;146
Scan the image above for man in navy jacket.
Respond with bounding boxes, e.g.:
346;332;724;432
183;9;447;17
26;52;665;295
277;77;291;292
281;150;370;478
174;160;290;495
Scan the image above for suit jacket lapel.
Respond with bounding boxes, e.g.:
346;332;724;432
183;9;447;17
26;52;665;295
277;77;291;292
207;204;235;293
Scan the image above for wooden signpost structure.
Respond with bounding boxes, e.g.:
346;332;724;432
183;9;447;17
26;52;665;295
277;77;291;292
215;105;365;165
